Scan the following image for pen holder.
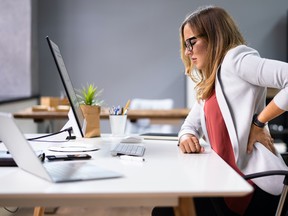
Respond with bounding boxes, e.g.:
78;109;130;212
109;115;127;136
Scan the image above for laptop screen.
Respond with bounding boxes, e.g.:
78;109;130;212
46;36;84;137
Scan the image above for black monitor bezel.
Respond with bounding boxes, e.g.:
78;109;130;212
46;36;84;137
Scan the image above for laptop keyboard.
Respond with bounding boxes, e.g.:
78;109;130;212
44;162;105;180
44;162;88;178
111;143;145;156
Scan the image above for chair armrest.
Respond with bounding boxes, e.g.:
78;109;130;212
244;170;288;181
244;169;288;215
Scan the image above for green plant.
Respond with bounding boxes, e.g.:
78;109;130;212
76;84;104;106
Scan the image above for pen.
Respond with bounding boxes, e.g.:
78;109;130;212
114;106;120;115
122;99;130;115
119;155;145;162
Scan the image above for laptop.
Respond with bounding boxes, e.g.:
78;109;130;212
0;112;122;183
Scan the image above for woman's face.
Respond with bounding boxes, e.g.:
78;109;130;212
183;24;208;70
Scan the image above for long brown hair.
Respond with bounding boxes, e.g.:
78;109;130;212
180;6;246;100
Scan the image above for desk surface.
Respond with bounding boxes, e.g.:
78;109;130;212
13;107;190;121
0;134;253;208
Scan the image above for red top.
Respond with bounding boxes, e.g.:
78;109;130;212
204;91;253;215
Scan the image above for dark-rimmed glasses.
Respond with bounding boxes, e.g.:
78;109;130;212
184;35;203;51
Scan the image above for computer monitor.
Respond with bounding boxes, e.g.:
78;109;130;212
46;36;85;138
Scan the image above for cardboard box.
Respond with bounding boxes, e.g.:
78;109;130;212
40;97;69;107
40;97;60;108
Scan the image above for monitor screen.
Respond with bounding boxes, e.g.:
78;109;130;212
46;36;84;137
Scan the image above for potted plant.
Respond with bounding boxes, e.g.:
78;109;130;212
76;84;104;138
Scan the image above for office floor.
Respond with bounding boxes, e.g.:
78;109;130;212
1;207;153;216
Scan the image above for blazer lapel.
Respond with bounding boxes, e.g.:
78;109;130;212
200;100;210;144
215;68;240;161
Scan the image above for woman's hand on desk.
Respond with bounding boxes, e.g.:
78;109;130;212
179;134;205;153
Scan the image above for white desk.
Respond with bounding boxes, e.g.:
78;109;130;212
0;134;253;214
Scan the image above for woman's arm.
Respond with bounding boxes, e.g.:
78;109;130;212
231;46;288;154
178;101;204;153
247;100;285;154
257;100;285;123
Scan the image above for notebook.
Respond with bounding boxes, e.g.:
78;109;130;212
0;112;122;183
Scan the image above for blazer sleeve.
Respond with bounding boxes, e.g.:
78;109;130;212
224;45;288;110
178;101;203;139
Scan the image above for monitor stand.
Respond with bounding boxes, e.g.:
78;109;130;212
61;109;86;138
48;109;99;152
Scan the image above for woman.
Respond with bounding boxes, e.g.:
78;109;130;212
153;5;288;216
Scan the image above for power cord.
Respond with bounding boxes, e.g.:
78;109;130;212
3;206;19;214
0;127;75;144
0;127;76;143
27;127;75;141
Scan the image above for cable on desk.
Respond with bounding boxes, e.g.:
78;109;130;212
0;127;74;144
27;127;75;141
3;207;19;214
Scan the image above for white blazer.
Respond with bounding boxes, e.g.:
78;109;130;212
179;45;288;195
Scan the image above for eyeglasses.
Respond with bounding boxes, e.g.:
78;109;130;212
184;35;203;51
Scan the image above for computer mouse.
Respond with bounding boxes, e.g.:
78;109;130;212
120;136;144;143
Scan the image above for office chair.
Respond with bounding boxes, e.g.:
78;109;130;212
243;152;288;216
193;153;288;216
244;172;288;216
125;98;174;134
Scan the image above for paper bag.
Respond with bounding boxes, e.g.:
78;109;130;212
80;105;101;138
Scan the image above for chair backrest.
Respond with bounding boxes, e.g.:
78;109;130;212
125;98;174;134
281;153;288;166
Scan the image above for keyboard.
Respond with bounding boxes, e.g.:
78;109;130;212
111;143;145;156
